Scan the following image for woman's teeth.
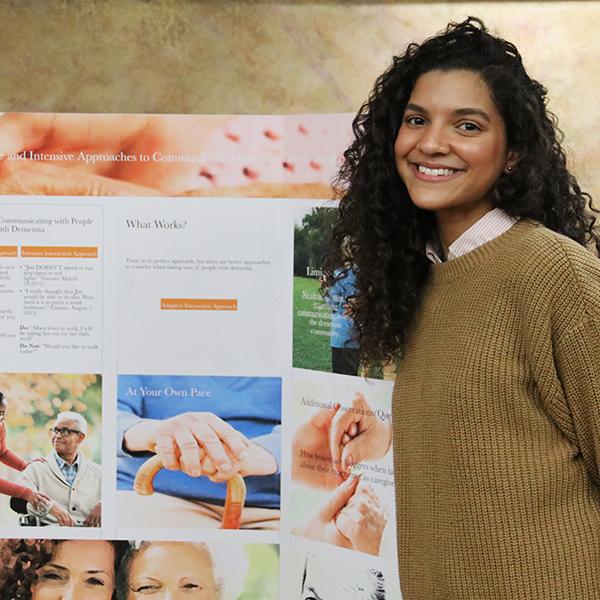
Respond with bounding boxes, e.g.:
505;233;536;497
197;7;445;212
417;165;456;176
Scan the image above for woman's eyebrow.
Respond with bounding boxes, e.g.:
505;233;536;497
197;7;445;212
45;563;68;571
454;107;491;122
86;570;109;575
404;102;427;114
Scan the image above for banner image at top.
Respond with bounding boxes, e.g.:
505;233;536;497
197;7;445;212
0;113;353;199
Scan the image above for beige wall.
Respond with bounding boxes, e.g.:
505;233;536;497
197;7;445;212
1;0;599;196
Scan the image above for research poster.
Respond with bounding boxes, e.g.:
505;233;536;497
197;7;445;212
0;112;402;600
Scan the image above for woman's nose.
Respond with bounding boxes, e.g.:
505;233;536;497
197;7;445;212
58;581;77;600
416;124;450;154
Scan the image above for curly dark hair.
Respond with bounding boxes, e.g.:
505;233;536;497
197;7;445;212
324;16;600;365
0;538;128;600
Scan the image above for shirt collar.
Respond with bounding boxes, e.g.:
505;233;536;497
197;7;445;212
426;208;518;263
54;450;80;470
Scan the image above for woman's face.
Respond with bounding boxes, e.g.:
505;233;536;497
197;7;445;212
395;69;517;223
127;543;217;600
0;399;8;424
33;540;115;600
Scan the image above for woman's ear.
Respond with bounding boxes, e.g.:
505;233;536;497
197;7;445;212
504;149;520;174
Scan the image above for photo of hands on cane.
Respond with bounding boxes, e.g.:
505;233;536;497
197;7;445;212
117;375;281;530
291;388;394;556
128;412;277;529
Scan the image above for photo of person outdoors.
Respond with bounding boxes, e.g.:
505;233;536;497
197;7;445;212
323;267;360;376
291;384;395;557
324;17;600;599
0;373;102;527
16;411;102;527
293;206;392;379
117;375;281;529
294;206;383;378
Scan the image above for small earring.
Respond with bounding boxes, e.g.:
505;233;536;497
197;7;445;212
506;165;513;173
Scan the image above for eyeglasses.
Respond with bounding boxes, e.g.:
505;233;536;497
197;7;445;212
50;427;81;437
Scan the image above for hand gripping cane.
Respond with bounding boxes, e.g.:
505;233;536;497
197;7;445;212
133;454;247;529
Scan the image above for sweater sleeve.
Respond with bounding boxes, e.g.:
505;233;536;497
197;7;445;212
554;316;600;488
0;477;31;500
0;447;28;472
0;424;31;499
0;423;28;472
550;240;600;488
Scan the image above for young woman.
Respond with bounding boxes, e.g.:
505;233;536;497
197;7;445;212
0;391;49;511
325;17;600;599
0;539;128;600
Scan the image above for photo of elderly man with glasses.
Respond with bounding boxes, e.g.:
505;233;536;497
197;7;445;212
15;411;101;527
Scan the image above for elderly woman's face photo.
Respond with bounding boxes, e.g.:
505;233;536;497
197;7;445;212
127;543;217;600
32;540;115;600
394;69;514;219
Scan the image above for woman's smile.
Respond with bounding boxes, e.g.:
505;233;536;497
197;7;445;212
410;162;464;181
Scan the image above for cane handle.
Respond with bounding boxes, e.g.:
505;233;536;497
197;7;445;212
133;455;246;530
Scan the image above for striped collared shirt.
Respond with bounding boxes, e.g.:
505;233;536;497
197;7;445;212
426;208;518;263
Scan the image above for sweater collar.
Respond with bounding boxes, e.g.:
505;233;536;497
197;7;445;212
430;220;541;283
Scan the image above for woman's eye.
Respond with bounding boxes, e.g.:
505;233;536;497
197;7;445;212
86;577;106;587
132;584;160;594
182;583;200;589
405;115;426;126
39;571;66;583
459;121;481;132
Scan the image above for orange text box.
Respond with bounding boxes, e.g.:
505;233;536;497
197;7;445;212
161;298;238;311
21;246;98;258
0;246;18;257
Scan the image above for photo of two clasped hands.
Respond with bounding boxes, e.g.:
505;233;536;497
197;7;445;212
291;391;393;556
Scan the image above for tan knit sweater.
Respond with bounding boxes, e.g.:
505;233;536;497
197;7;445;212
393;220;600;599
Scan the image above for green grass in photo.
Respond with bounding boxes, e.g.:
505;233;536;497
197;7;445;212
293;276;332;372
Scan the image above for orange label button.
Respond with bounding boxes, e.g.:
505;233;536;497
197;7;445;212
161;299;238;311
21;246;98;258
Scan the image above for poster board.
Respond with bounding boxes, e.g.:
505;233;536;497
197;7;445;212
0;112;401;599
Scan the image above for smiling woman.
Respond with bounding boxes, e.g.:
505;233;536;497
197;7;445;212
324;16;600;600
0;539;128;600
395;69;518;252
116;542;249;600
33;541;114;600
